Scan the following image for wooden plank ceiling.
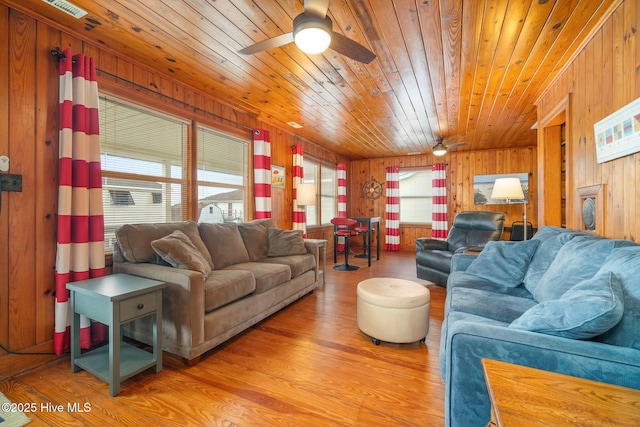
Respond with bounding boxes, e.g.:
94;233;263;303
3;0;617;159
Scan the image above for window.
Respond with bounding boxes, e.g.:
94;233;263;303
99;95;248;251
302;159;337;226
399;169;433;223
196;126;247;223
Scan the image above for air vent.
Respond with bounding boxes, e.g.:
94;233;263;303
42;0;88;19
287;121;303;129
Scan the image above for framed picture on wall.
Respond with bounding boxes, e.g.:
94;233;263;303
473;173;528;205
594;96;640;164
271;165;285;188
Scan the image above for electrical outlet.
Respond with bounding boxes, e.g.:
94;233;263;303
0;156;8;172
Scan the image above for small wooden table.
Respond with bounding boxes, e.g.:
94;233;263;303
67;274;165;396
482;358;640;426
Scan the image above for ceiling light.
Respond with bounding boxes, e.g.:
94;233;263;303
432;141;447;156
293;15;332;54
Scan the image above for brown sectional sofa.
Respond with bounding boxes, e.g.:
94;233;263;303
112;218;321;364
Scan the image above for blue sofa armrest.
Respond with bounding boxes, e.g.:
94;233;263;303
444;320;640;427
416;238;448;252
450;253;477;272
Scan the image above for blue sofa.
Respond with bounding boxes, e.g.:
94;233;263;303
440;226;640;427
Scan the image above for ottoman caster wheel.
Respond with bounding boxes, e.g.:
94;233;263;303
419;338;426;343
372;338;381;345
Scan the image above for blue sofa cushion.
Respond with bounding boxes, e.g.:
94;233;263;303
510;271;624;339
533;236;616;302
464;240;540;287
449;287;537;323
594;246;640;349
523;227;580;294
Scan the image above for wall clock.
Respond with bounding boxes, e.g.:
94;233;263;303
362;179;384;200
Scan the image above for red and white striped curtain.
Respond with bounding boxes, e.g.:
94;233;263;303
54;48;106;355
431;163;449;240
385;166;400;251
292;145;305;233
253;129;272;219
337;163;347;252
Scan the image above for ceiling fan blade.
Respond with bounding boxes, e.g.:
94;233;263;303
303;0;330;18
238;33;294;55
330;32;376;64
448;142;466;148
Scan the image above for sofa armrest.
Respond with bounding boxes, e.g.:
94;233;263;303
416;238;448;252
113;262;207;350
444;321;640;427
450;253;477;272
304;240;320;281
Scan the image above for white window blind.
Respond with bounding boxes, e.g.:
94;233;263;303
399;170;433;223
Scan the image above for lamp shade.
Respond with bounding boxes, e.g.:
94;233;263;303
491;177;524;200
297;183;316;206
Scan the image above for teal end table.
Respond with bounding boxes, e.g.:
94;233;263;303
67;273;165;396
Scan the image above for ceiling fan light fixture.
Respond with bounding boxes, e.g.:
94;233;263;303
293;15;332;54
432;141;447;156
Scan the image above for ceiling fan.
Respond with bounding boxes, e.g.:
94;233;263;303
432;138;466;156
238;0;376;64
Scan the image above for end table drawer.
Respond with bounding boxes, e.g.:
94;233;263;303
120;293;157;322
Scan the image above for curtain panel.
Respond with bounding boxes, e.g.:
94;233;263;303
253;129;272;219
385;166;400;251
431;163;449;240
337;163;347;252
54;48;106;355
292;145;305;233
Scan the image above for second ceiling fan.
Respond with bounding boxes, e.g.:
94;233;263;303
238;0;376;64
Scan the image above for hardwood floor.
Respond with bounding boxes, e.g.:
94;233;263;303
0;251;446;426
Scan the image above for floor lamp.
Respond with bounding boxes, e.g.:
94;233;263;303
491;177;527;241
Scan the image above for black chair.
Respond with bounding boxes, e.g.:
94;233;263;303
331;218;360;271
415;211;505;286
509;221;533;241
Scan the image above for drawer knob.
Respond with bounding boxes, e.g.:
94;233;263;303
137;303;144;309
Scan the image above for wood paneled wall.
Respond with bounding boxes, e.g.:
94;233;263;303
349;147;537;252
536;0;639;241
0;6;347;352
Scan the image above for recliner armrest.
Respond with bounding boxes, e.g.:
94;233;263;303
416;238;448;252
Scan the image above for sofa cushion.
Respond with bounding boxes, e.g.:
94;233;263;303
199;222;251;269
267;228;307;257
151;230;213;276
464;240;539;287
204;270;256;312
447;271;534;298
593;246;640;349
522;227;580;294
448;287;538;324
224;262;292;294
238;219;277;261
510;271;624;339
116;221;213;268
533;236;616;302
258;253;316;278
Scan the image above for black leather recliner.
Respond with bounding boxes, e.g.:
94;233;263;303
415;211;505;286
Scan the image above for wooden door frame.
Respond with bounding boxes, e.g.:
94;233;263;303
537;94;571;227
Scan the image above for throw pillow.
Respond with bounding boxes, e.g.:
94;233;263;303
532;236;616;302
151;230;212;276
238;219;276;261
522;229;579;294
464;240;540;287
509;271;624;339
267;228;307;257
199;222;250;269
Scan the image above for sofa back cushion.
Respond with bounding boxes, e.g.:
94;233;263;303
464;240;539;287
199;222;250;269
532;236;616;302
593;246;640;349
522;227;581;294
116;221;213;268
238;219;277;261
267;228;307;257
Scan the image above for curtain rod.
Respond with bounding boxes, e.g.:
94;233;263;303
51;49;254;132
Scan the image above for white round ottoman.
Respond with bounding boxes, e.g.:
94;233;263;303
357;278;430;345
